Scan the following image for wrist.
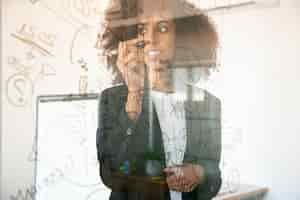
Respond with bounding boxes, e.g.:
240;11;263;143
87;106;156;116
192;164;205;184
126;92;143;121
127;90;143;99
126;92;143;108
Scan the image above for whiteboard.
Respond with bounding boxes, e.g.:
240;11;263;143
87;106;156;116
35;94;111;200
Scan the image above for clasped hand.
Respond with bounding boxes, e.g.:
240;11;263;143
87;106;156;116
163;164;205;192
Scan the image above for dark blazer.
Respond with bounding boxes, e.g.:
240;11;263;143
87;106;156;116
96;85;222;200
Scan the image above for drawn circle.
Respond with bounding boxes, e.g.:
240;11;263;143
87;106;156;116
6;74;33;107
70;25;112;84
64;0;104;26
85;187;111;200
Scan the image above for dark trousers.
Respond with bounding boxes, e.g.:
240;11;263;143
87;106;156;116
109;190;212;200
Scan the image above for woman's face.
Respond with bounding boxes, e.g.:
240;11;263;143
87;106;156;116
138;17;176;66
137;16;176;92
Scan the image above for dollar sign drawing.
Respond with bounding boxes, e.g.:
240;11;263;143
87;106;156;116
6;74;33;107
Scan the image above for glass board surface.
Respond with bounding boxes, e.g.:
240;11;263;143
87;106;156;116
35;94;111;200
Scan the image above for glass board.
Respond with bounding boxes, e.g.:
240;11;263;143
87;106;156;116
35;94;111;200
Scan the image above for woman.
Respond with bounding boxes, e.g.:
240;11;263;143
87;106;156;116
96;0;222;199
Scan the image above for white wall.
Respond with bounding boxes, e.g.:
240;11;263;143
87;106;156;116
218;0;300;199
1;0;300;200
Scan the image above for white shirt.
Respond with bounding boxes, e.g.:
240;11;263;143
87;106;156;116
151;91;187;200
149;68;207;200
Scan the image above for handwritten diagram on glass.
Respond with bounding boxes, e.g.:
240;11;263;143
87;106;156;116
35;94;110;200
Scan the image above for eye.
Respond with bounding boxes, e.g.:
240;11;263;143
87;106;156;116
158;22;169;33
137;24;147;35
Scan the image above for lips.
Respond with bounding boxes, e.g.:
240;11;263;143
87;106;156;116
146;50;160;65
147;49;160;57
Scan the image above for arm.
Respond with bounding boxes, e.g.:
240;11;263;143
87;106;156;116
96;88;137;188
183;97;222;199
163;96;221;199
194;97;222;199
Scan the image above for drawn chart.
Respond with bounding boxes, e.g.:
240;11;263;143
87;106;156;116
4;0;111;107
5;22;58;107
35;94;110;200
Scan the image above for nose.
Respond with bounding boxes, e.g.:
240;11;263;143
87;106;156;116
147;22;157;45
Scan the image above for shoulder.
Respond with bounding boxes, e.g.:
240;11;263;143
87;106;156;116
100;84;128;98
98;85;128;110
201;90;222;118
204;89;221;106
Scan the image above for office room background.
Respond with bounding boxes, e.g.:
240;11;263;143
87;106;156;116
1;0;300;200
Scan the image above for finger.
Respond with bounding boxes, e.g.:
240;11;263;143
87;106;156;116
167;167;182;176
125;39;146;59
168;182;183;192
177;177;194;192
166;175;177;185
123;41;128;57
176;167;184;177
173;178;190;193
119;52;143;73
118;48;141;74
128;58;145;74
182;173;195;185
177;183;188;192
184;181;198;192
124;53;140;66
183;185;193;193
181;185;189;192
117;42;125;72
118;41;124;59
180;183;192;193
125;38;141;47
164;167;175;176
191;182;198;190
126;49;144;64
175;176;185;189
166;177;176;189
188;183;198;192
127;63;142;76
163;167;172;173
168;175;182;190
185;182;195;191
180;177;190;186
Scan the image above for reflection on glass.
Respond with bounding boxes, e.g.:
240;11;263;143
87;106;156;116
96;0;222;200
